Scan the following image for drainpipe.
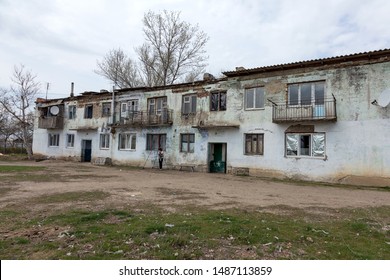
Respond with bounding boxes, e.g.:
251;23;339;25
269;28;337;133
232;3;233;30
111;86;115;124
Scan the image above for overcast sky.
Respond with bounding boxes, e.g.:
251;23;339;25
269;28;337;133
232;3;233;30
1;0;389;99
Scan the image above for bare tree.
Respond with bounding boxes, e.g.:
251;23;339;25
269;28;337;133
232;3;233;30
0;65;40;159
95;48;141;89
137;10;209;86
95;10;209;87
0;111;18;153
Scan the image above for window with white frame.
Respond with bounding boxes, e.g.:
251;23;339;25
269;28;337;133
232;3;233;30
68;105;76;119
148;97;167;115
180;134;195;153
146;134;166;151
100;134;110;149
288;81;325;106
118;133;136;150
245;87;265;109
66;134;75;148
182;94;197;115
285;133;325;157
48;133;60;147
121;100;139;118
245;134;264;155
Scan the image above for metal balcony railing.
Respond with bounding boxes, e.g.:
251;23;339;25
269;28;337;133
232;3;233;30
119;109;173;127
38;116;64;129
272;97;337;123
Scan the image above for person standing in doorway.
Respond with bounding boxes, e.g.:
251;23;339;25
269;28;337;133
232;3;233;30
158;147;164;169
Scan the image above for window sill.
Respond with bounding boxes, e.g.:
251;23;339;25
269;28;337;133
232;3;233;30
244;107;265;111
285;155;326;160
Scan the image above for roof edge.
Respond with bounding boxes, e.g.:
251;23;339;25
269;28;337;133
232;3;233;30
222;48;390;77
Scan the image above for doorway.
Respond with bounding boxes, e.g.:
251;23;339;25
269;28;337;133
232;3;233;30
209;143;227;173
81;140;92;162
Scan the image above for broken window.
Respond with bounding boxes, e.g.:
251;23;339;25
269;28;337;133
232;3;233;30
66;134;74;148
210;91;227;111
182;94;197;115
84;104;93;119
286;133;325;157
118;133;136;150
48;133;60;147
245;134;264;155
102;102;111;117
146;134;166;151
181;134;195;153
245;87;264;109
100;134;110;149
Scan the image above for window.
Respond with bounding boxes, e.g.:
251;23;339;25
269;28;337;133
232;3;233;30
118;133;136;150
146;134;166;151
84;104;93;119
66;134;74;148
182;94;197;114
180;134;195;153
121;100;139;118
100;134;110;149
245;134;264;155
288;81;325;106
102;102;111;117
286;133;325;157
148;97;167;115
48;134;60;147
210;91;226;111
245;87;264;109
68;105;76;119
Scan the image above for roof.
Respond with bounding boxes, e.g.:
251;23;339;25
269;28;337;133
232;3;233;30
222;49;390;77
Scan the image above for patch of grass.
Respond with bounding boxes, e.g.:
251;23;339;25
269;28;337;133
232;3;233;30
0;205;389;260
32;191;109;204
0;165;45;173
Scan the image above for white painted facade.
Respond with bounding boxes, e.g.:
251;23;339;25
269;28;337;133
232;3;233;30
33;50;390;185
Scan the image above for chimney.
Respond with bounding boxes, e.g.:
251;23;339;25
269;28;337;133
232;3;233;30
203;73;215;81
70;82;74;97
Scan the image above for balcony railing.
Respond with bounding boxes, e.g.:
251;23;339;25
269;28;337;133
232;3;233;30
272;98;337;123
118;109;173;127
38;116;64;129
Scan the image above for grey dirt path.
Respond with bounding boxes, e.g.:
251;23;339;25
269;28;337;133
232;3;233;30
1;160;389;212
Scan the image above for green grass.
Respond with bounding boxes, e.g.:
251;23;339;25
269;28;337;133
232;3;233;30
0;205;388;260
31;191;110;204
0;165;46;173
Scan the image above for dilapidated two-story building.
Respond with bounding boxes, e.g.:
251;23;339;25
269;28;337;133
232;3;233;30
33;49;390;185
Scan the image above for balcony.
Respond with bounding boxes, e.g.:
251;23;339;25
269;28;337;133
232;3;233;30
38;116;64;129
117;109;173;127
272;98;337;123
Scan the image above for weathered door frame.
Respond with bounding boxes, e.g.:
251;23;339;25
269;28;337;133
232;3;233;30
81;139;92;162
208;142;227;173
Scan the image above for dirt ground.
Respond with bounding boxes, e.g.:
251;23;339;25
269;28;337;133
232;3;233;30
1;160;389;214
